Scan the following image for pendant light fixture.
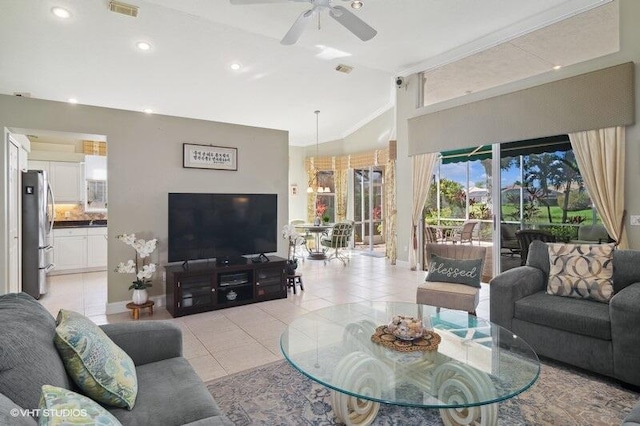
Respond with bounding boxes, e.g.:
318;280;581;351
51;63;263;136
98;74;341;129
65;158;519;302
307;110;330;194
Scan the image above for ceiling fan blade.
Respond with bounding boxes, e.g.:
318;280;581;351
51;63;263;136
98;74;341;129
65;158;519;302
329;5;377;41
281;9;314;45
230;0;291;4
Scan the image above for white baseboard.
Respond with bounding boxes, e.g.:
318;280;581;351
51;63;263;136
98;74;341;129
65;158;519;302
105;295;166;315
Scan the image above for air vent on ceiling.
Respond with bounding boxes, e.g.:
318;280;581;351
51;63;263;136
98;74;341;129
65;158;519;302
13;92;31;97
109;1;138;17
335;64;354;74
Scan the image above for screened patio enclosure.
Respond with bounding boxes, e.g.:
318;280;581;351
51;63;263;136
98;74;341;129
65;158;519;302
424;135;600;274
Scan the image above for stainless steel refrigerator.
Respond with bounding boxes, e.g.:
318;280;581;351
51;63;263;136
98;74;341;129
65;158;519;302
22;170;55;299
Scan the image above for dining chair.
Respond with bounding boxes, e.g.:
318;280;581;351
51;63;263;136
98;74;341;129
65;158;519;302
320;222;354;266
289;219;313;261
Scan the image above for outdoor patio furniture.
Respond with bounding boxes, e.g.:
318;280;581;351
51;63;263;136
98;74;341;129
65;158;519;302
515;229;556;265
501;223;521;255
446;221;478;244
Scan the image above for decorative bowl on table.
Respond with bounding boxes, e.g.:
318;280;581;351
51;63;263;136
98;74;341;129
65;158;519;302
387;315;424;341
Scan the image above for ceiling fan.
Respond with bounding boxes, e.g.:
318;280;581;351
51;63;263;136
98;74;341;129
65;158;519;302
230;0;377;45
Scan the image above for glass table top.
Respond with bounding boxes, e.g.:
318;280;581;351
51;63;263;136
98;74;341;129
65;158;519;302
280;302;540;409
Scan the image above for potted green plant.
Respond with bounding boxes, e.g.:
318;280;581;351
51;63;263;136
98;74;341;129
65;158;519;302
115;233;158;305
322;215;330;224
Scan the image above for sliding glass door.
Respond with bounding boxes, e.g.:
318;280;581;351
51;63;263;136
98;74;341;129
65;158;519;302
353;167;384;251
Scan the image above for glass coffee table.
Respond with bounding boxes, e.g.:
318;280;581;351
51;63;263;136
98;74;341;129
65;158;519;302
280;302;539;426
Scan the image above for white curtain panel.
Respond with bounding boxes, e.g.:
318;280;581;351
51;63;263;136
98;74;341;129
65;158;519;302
569;126;627;248
409;153;438;270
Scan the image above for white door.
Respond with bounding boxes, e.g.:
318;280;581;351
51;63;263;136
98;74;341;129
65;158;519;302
8;135;20;293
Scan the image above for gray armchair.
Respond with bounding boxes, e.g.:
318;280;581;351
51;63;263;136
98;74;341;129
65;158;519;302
490;240;640;387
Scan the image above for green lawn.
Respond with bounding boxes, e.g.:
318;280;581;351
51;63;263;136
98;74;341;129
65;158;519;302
501;204;598;224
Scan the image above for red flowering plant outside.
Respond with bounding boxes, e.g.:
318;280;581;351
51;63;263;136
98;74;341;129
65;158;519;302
316;201;327;217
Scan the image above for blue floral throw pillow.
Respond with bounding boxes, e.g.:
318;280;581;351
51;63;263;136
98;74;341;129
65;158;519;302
426;254;483;288
54;310;138;410
39;385;122;426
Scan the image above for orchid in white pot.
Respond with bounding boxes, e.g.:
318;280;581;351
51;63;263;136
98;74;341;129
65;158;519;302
115;233;157;304
282;224;304;274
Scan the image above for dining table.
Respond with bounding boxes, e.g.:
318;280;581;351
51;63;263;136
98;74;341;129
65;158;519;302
294;223;333;260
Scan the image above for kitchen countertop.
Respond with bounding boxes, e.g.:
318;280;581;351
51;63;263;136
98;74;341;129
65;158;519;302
53;220;107;228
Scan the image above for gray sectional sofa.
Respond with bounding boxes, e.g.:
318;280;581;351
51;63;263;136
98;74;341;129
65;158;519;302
624;401;640;425
490;240;640;388
0;293;232;425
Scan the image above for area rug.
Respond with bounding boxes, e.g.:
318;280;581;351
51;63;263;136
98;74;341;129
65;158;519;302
206;359;638;425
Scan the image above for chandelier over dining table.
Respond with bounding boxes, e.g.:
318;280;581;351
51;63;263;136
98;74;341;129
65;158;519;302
307;110;330;193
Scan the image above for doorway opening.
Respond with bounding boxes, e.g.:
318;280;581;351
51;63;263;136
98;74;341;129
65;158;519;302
353;166;385;255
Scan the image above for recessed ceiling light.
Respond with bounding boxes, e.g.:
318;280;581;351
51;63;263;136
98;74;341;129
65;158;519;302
351;1;363;9
143;108;153;114
52;7;71;19
230;63;242;71
68;98;78;104
553;65;562;70
136;41;151;51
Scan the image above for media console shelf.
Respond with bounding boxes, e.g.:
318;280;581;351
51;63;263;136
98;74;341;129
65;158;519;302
165;256;287;317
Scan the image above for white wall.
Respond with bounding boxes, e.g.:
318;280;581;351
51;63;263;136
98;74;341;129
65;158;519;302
395;0;640;255
303;108;394;157
0;95;289;301
289;108;395;221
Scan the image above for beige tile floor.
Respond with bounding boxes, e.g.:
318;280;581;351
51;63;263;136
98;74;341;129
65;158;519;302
38;252;491;382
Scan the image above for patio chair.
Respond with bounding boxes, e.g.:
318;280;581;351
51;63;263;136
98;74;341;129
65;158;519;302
320;222;354;266
515;229;556;265
574;224;613;244
447;221;478;244
424;226;439;244
500;223;521;256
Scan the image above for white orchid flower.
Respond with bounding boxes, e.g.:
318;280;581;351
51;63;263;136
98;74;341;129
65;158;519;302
115;260;136;274
116;233;158;286
137;263;157;280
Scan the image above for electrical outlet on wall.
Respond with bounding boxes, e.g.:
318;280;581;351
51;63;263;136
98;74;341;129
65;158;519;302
64;211;71;218
630;215;640;226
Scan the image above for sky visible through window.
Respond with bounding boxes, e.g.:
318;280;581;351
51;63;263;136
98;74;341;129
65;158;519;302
439;160;521;189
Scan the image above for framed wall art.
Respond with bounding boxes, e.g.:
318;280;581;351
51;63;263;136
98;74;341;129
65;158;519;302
183;143;238;171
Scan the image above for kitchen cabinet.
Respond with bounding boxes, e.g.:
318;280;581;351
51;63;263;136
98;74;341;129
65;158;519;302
84;155;108;212
28;160;83;203
53;228;87;271
50;162;83;203
28;160;50;175
52;227;107;273
87;227;108;267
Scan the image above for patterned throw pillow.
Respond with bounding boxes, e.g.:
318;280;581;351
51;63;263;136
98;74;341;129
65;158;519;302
39;385;122;426
54;310;138;410
547;243;615;303
426;254;483;288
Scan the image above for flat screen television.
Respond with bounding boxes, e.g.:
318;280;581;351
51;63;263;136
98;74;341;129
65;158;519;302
168;193;278;263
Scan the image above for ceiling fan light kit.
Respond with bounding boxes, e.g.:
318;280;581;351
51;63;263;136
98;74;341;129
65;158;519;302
230;0;376;45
